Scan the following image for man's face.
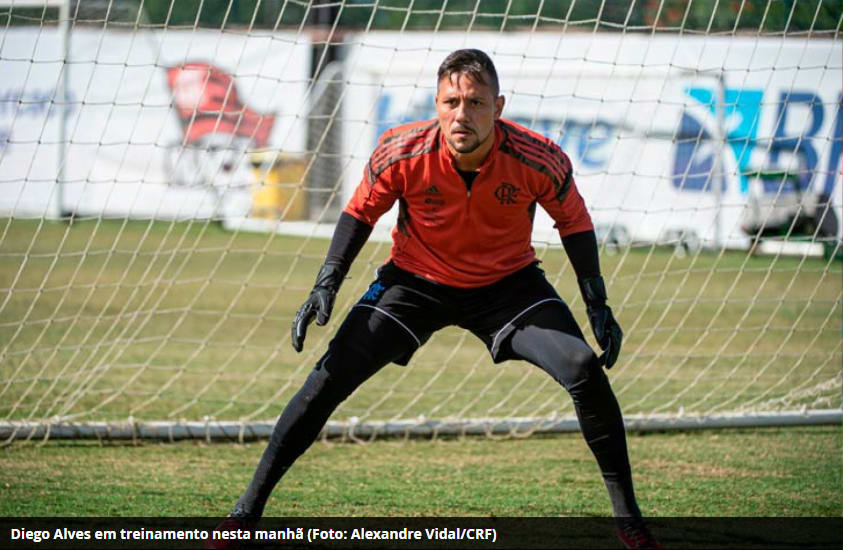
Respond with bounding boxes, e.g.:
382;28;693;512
435;71;504;159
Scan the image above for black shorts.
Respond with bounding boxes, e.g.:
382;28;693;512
340;261;584;366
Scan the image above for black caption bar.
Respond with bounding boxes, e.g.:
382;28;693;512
1;517;840;549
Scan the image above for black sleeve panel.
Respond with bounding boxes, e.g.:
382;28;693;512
324;211;374;273
560;229;601;280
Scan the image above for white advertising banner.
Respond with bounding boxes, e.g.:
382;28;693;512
341;32;842;248
1;28;310;219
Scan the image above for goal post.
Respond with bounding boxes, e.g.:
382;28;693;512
0;0;840;443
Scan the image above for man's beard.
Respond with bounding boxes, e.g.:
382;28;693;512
447;128;490;154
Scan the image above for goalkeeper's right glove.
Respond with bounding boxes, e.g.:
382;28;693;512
579;276;623;369
291;263;345;352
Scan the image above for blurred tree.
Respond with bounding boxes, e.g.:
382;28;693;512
0;0;837;33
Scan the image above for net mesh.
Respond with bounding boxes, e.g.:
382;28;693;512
0;0;840;441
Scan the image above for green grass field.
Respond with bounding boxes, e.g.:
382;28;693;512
1;427;841;517
0;217;841;518
1;218;839;425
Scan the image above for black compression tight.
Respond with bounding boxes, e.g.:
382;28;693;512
233;311;407;519
507;306;641;522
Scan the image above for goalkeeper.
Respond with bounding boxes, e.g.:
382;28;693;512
214;49;659;550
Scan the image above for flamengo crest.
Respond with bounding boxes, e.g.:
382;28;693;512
494;182;519;205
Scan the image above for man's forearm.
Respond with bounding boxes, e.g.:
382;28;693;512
560;229;601;281
324;211;375;274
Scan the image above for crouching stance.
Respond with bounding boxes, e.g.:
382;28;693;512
211;49;660;550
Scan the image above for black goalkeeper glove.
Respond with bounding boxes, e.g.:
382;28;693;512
291;263;345;352
579;276;623;369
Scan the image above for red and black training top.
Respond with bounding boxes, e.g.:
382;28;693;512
344;118;594;288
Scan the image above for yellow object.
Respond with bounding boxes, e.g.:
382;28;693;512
249;151;308;220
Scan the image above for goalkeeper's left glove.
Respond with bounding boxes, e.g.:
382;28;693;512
579;276;623;369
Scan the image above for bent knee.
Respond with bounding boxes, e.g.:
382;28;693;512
305;343;380;401
549;337;600;390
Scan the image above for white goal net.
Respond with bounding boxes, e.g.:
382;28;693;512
1;0;840;442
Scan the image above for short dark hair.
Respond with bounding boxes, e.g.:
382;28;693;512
437;49;500;97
